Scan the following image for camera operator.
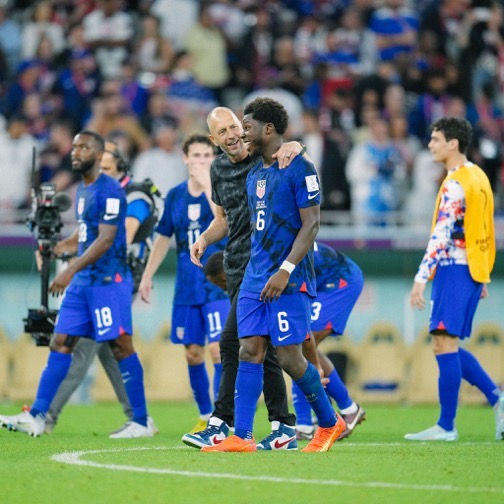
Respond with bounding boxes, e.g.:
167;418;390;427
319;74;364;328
0;131;154;438
44;139;159;435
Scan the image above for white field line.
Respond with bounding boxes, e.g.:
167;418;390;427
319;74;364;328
52;446;504;494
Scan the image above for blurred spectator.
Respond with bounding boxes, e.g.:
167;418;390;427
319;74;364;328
0;3;22;79
346;115;405;226
242;66;304;138
139;89;169;134
1;60;42;119
419;0;469;61
369;0;418;63
165;50;218;132
467;81;504;190
404;148;445;226
21;0;66;60
85;79;151;155
132;118;186;198
234;6;276;94
135;12;174;75
316;7;375;78
150;0;198;50
118;57;149;118
53;48;100;131
82;0;134;79
0;114;38;210
408;67;453;144
183;4;230;103
208;0;247;46
39;120;78;192
270;36;305;97
21;92;51;143
389;112;422;179
460;0;504;102
293;14;328;71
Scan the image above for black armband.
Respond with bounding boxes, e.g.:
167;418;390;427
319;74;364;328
299;142;307;156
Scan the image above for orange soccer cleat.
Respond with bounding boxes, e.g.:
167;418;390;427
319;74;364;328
201;434;257;452
301;414;346;452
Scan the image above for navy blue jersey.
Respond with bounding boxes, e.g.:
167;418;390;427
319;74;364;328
242;155;320;296
314;242;356;291
156;181;228;305
73;173;131;286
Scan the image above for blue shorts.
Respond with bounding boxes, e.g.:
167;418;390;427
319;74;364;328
170;299;231;346
237;289;311;346
430;264;483;340
311;267;364;335
55;282;133;342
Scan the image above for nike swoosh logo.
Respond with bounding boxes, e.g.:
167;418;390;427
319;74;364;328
308;192;320;200
278;333;292;342
209;331;220;339
274;436;295;449
211;435;224;445
103;214;117;221
98;328;111;336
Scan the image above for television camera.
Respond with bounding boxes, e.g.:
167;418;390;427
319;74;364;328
24;173;71;346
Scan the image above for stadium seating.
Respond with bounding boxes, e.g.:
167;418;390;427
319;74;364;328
354;321;408;403
9;333;48;401
405;326;439;404
0;326;11;399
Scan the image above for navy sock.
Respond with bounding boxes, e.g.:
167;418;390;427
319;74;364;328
458;348;499;406
31;351;72;416
213;363;222;403
118;353;148;426
294;362;336;428
436;352;461;431
325;369;352;410
188;362;212;416
292;381;312;425
234;361;263;440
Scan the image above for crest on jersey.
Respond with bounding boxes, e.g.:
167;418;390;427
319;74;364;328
256;179;266;199
188;204;201;222
176;326;184;340
77;197;85;216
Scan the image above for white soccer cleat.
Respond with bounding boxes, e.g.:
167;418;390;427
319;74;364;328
0;410;45;437
148;416;159;435
109;420;154;439
494;391;504;441
404;424;458;442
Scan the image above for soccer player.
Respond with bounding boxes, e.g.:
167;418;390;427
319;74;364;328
292;241;365;440
44;140;159;436
0;131;153;438
202;97;345;453
405;117;504;441
139;134;229;432
202;246;366;441
182;107;304;451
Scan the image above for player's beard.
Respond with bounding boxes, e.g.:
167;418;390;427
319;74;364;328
73;157;95;174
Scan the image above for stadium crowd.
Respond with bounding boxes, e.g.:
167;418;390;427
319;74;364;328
0;0;503;225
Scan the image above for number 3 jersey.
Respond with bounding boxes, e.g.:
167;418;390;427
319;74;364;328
73;173;131;286
242;155;321;297
155;180;228;305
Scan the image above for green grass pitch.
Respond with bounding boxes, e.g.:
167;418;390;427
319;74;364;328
0;401;502;504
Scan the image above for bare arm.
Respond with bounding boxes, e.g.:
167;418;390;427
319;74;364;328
138;234;171;303
125;216;141;245
49;224;117;296
53;228;79;256
190;204;228;267
260;205;320;302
